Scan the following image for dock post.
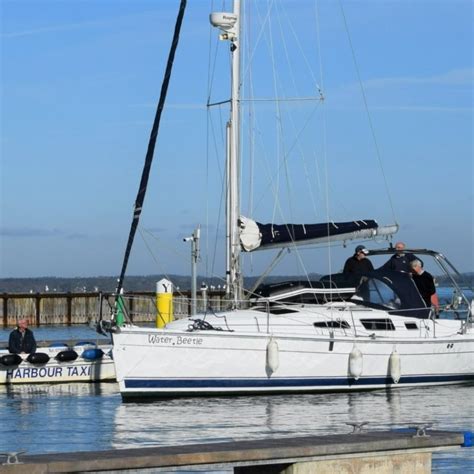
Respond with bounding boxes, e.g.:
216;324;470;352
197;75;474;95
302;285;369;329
67;293;72;326
2;295;7;329
35;293;41;326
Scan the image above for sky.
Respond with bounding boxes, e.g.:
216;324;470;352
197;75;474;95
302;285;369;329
1;0;473;283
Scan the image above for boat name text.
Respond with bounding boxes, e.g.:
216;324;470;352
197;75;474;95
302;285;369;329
148;334;203;346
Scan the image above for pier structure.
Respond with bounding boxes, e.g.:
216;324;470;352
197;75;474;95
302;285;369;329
0;290;227;328
0;429;469;473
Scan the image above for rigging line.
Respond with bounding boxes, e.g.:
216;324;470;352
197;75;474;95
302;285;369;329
338;0;397;224
312;149;352;220
207;106;226;282
313;0;335;293
242;0;256;222
139;225;234;300
205;107;211;280
274;0;320;229
207;107;226;282
240;96;323;102
242;3;320;280
137;227;187;299
206;1;222;282
266;4;284;227
273;0;310;280
140;226;232;295
279;0;320;89
250;100;322;212
207;0;224;104
241;0;275;84
115;0;187;303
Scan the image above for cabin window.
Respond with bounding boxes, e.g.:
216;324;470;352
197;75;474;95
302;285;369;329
313;320;350;329
405;322;418;330
360;319;395;331
254;306;299;315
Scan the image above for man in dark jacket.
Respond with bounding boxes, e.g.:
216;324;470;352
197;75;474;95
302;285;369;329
9;318;37;354
343;245;374;276
381;241;417;273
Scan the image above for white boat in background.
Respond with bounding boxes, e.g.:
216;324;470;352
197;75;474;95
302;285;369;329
105;1;474;399
0;342;115;384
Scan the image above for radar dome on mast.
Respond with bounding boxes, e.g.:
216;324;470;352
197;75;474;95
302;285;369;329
209;12;238;40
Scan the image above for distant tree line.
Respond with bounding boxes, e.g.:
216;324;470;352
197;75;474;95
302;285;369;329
0;274;321;293
0;272;471;294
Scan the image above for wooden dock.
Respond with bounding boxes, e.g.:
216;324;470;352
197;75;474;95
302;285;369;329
0;428;467;473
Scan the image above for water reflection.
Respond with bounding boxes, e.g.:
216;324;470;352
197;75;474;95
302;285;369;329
0;381;117;398
111;385;473;449
1;383;118;454
0;383;472;472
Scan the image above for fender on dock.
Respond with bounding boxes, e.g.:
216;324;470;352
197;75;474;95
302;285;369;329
0;354;23;367
82;348;104;361
27;352;50;364
55;350;79;362
349;345;363;380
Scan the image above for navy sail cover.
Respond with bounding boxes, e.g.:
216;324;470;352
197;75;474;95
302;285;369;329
239;218;379;251
259;220;378;244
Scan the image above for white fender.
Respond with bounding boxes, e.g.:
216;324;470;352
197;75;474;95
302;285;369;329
389;348;401;384
349;345;363;380
266;337;279;374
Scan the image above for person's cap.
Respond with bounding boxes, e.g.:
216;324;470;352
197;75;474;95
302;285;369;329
355;245;369;255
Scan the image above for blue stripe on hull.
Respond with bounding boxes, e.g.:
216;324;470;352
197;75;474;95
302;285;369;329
124;374;474;389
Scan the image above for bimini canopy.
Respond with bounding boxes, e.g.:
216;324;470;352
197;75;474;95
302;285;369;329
239;216;398;252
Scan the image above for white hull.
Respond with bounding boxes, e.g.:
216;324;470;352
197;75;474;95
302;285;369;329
112;307;474;399
0;345;116;384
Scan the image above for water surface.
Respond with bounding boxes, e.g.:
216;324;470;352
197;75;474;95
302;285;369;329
1;382;472;472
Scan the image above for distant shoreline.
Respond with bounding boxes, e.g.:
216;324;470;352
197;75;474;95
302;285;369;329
1;272;472;293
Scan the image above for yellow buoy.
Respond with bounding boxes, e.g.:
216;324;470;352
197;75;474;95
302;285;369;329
156;278;173;328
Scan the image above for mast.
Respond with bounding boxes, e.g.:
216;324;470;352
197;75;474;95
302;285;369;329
210;0;243;306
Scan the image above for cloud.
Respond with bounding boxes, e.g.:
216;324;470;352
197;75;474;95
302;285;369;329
1;19;108;39
1;8;167;39
362;68;474;89
325;68;474;113
0;227;87;239
370;105;472;113
0;227;63;237
332;68;473;103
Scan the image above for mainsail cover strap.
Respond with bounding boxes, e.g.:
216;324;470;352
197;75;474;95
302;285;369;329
240;217;379;251
114;0;187;303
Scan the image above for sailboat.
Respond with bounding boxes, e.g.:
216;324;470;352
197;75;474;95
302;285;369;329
107;1;474;399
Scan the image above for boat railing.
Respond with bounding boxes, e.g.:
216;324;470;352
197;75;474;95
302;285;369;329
109;292;239;323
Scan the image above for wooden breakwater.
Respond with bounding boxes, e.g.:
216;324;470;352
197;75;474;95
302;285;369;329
0;290;227;328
